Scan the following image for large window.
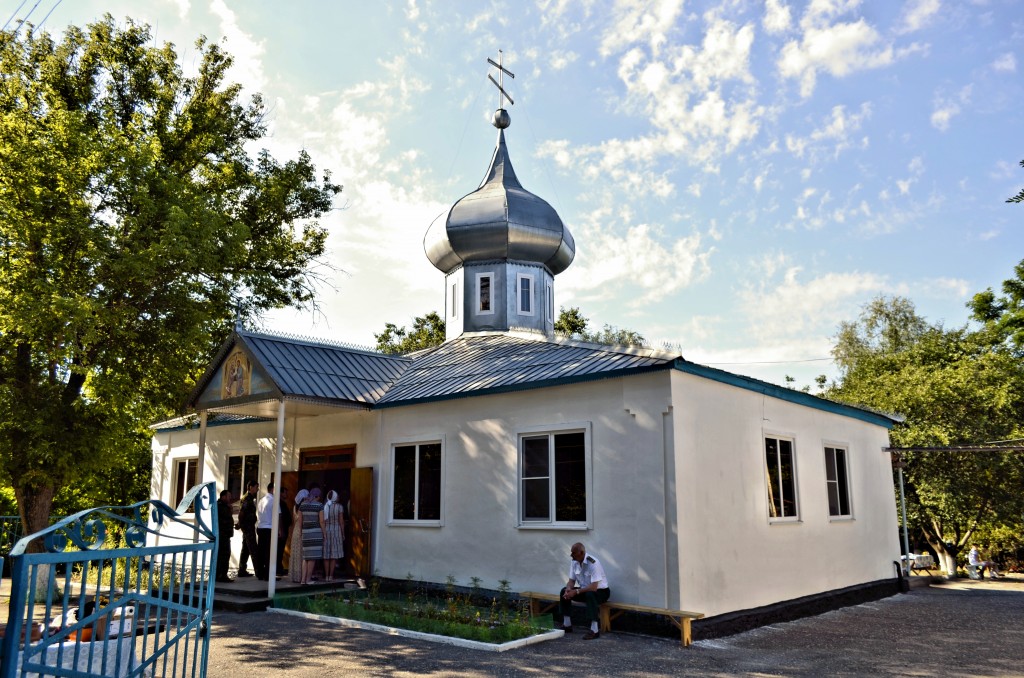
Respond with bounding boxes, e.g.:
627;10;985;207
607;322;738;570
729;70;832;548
391;441;443;523
824;445;852;518
226;454;260;512
173;458;198;511
520;429;588;526
765;436;798;520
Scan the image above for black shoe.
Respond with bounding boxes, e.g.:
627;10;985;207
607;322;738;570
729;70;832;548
583;631;600;640
216;577;234;583
236;571;254;577
559;624;573;633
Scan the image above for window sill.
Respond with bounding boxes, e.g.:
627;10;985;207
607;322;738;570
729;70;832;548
516;523;590;531
388;521;443;528
767;518;802;525
828;515;855;522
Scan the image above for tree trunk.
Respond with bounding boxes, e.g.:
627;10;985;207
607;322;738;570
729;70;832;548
925;536;958;578
13;483;56;554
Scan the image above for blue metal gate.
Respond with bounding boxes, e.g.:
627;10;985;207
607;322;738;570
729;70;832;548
0;482;218;678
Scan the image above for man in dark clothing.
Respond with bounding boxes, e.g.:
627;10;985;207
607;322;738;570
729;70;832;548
235;480;261;578
215;490;235;583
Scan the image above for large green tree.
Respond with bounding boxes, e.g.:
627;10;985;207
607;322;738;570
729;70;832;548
825;296;1024;573
0;17;341;543
375;312;446;354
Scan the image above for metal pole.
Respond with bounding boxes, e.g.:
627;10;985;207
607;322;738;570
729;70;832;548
898;464;910;575
267;399;286;598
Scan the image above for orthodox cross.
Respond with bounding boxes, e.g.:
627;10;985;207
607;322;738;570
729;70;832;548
487;50;515;109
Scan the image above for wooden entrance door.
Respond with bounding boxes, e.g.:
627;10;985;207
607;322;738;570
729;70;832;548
348;467;373;578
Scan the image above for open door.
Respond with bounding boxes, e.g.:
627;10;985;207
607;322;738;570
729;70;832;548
281;471;300;566
347;467;373;578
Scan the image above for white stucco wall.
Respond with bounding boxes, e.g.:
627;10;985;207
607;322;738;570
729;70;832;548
670;370;901;617
150;366;899;619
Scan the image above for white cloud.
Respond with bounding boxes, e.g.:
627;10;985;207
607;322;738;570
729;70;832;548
549;50;579;71
599;0;686;57
992;52;1017;73
763;0;792;34
778;5;897;98
785;103;871;162
930;85;971;131
209;0;266;94
896;0;941;34
562;217;714;305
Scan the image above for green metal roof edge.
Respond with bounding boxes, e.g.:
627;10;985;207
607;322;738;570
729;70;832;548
373;362;674;409
672;360;900;429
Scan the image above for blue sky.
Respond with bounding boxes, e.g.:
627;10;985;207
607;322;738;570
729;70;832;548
19;0;1024;387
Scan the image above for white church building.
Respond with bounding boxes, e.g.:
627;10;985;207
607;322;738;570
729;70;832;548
151;92;902;628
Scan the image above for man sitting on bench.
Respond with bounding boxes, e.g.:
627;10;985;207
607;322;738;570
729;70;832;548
558;542;611;640
968;544;1002;579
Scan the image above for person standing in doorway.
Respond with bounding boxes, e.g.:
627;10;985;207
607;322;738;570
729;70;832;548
289;489;308;583
235;480;261;578
322;490;345;582
300;487;324;585
277;486;292;575
215;490;234;583
256;481;276;580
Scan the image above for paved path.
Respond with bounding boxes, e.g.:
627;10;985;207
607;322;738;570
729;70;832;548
207;575;1024;677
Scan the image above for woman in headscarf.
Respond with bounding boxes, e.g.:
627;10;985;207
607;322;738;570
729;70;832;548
322;489;345;582
289;489;308;583
300;487;324;584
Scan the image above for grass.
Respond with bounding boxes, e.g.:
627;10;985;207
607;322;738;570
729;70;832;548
273;576;551;644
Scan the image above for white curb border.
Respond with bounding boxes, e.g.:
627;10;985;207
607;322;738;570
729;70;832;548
268;607;563;652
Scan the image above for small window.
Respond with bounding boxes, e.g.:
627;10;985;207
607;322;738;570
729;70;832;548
517;274;534;315
391;441;443;523
476;273;494;315
519;429;588;526
451;281;458;318
765;436;798;520
174;458;198;512
824;445;852;517
546;283;554;326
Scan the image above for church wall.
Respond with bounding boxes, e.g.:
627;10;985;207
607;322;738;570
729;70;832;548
367;371;675;606
669;370;900;618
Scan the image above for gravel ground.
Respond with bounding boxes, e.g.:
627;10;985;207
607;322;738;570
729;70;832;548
206;575;1024;677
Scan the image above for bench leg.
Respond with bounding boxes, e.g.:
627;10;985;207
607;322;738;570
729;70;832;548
599;605;611;633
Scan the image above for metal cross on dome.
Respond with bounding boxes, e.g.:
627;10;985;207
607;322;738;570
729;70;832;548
487;50;515;109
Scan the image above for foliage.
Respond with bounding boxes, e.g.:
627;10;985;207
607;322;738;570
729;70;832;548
274;577;544;644
0;16;341;545
823;295;1024;572
1007;160;1024;204
968;258;1024;351
554;306;646;347
374;312;446;354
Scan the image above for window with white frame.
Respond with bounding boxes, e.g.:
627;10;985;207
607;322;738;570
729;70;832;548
517;273;534;315
476;272;494;315
764;435;799;520
824;445;852;517
519;428;588;526
173;458;198;512
391;441;443;523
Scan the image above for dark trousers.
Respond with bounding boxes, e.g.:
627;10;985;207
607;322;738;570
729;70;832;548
557;587;611;624
257;527;272;579
238;527;260;575
216;535;231;580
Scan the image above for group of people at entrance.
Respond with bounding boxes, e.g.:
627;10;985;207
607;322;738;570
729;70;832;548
214;480;345;584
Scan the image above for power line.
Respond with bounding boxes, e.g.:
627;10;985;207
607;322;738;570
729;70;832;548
31;0;61;35
2;0;30;32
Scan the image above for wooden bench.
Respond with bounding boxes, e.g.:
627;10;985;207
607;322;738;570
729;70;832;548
520;591;704;647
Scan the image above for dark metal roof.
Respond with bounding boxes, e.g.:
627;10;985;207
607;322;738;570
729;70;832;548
239;331;411;405
376;333;676;406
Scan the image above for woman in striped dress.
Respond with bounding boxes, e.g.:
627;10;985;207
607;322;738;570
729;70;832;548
322;490;345;582
300;487;324;584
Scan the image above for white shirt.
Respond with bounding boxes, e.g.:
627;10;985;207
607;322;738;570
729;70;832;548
968;547;981;565
257;492;275;529
569;553;608;589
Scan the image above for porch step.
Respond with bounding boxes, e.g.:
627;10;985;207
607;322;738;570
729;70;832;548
212;576;361;613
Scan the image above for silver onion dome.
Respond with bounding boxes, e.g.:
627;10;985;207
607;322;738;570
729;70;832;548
424;110;575;275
